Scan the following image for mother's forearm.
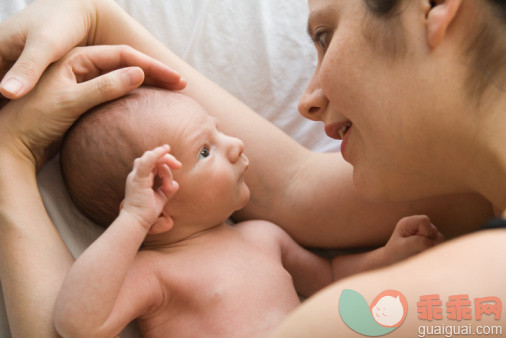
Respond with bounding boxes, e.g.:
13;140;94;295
253;151;493;248
89;1;494;248
0;151;74;337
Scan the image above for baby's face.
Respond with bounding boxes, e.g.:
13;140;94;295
154;96;250;226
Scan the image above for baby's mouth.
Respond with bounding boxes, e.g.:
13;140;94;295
237;154;249;182
241;154;249;171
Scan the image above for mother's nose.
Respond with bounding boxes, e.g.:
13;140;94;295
298;74;328;121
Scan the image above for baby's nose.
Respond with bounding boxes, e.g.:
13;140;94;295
226;136;245;163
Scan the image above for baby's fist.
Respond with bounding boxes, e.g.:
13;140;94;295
384;215;444;263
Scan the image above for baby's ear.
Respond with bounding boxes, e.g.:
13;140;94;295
148;214;174;235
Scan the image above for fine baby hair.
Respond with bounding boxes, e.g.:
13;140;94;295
60;88;184;227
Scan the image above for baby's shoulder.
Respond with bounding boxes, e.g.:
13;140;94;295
234;219;282;233
234;220;290;246
130;250;168;275
135;248;180;270
133;250;185;288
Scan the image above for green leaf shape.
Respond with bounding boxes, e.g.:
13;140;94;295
338;289;397;337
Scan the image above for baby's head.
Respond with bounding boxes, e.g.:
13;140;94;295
61;88;249;230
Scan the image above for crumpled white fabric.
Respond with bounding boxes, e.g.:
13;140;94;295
0;0;340;336
116;0;338;152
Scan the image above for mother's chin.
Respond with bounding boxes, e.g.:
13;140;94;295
351;165;459;204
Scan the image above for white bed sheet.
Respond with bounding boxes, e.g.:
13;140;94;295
0;0;340;336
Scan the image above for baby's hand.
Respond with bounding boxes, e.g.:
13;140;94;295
122;145;182;234
383;215;444;263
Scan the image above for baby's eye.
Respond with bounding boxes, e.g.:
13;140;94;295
199;146;211;160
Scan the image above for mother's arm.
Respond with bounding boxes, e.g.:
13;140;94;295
0;45;184;337
0;151;74;337
1;0;493;249
89;0;495;246
272;229;506;337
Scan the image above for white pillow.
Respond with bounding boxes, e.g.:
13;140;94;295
0;0;340;336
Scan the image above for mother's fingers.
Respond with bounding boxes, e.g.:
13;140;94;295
73;66;145;113
0;35;61;99
67;45;185;89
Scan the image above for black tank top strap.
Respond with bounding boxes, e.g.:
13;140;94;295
481;217;506;230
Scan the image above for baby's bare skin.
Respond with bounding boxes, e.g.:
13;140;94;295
55;107;443;337
135;222;300;337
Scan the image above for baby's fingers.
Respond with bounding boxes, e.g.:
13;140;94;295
158;153;182;170
157;162;173;182
160;179;179;200
394;215;431;237
156;163;178;197
416;221;444;242
133;145;171;179
402;235;437;256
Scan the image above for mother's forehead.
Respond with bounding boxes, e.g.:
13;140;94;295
306;0;344;34
307;0;340;12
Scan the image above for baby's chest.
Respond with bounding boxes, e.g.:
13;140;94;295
160;249;294;306
141;247;299;334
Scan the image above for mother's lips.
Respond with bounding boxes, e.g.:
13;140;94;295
324;121;351;140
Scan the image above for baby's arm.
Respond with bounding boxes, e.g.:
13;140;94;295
237;221;334;298
330;215;444;281
54;145;180;337
253;216;443;298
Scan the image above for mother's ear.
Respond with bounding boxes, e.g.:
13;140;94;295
426;0;462;48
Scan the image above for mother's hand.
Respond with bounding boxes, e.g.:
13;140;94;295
0;0;100;98
0;44;185;170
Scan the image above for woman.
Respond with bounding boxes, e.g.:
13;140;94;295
0;0;501;336
275;0;506;335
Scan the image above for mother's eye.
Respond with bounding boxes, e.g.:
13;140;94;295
199;146;211;160
314;29;331;52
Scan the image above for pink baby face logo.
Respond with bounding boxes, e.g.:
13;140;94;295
370;290;408;328
339;289;408;336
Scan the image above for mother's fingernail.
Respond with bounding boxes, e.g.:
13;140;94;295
124;68;144;86
1;78;23;96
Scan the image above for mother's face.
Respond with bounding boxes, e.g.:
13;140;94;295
300;0;472;201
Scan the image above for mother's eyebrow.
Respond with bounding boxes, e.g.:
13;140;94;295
307;9;326;38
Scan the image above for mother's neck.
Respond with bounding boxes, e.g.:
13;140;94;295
466;91;506;211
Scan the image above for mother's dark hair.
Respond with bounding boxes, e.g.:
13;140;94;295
363;0;506;100
365;0;506;17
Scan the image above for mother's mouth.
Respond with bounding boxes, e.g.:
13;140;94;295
338;122;352;139
325;121;353;140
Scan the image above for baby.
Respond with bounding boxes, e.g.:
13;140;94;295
54;88;443;337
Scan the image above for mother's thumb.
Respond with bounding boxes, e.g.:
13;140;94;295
72;67;144;113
